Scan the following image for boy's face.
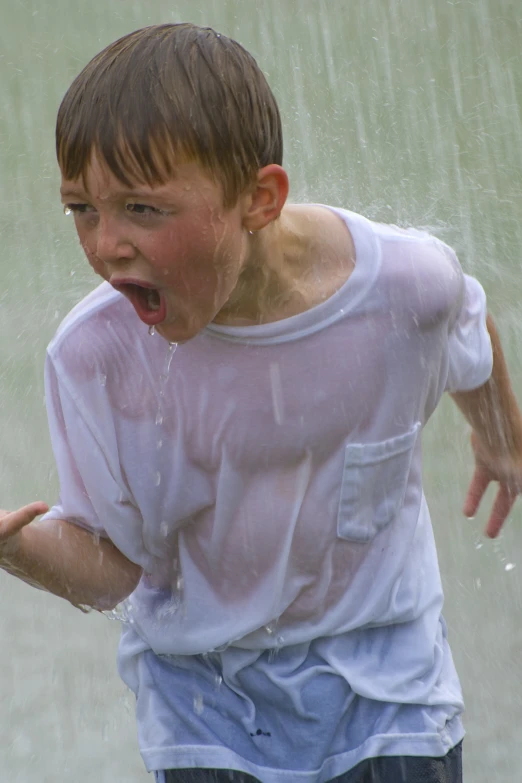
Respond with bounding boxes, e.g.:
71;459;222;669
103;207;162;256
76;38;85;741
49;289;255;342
60;153;250;343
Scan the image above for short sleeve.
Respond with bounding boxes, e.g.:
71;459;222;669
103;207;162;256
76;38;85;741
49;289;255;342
445;272;493;393
41;352;158;573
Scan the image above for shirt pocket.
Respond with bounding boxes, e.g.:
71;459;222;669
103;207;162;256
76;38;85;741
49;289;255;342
337;422;421;543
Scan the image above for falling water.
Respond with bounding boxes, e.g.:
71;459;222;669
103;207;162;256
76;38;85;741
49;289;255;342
155;340;177;444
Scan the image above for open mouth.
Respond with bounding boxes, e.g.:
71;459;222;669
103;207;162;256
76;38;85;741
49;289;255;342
112;282;167;326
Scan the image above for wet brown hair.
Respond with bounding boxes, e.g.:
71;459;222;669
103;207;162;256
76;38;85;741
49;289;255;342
56;23;283;207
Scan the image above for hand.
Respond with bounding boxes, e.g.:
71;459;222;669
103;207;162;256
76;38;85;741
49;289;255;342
463;432;522;538
0;502;49;561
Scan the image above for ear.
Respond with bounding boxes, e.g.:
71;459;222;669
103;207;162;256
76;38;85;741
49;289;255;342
242;164;289;231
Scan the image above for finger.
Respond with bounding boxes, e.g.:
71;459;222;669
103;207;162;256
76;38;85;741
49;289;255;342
485;486;516;539
463;466;491;518
0;502;49;540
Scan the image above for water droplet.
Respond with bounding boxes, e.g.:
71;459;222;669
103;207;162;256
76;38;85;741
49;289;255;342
156;439;163;450
155;471;161;486
155;411;164;426
148;325;156;336
475;541;483;550
103;600;131;623
160;521;168;537
99;373;107;387
505;562;516;572
63;206;72;216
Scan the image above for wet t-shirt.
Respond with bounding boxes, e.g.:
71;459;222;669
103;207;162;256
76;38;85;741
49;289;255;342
42;208;492;780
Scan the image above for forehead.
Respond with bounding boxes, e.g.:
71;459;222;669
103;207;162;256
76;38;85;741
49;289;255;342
59;150;221;201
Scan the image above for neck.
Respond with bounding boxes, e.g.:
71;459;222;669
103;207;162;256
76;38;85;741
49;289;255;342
214;214;298;325
213;205;355;326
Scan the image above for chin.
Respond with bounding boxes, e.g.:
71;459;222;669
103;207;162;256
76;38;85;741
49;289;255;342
155;323;203;344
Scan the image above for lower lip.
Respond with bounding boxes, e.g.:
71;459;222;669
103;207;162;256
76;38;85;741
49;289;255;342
125;288;167;326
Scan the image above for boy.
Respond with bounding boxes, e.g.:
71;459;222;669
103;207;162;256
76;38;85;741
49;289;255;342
1;22;521;783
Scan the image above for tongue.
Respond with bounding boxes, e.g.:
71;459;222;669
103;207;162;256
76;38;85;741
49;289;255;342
126;286;167;326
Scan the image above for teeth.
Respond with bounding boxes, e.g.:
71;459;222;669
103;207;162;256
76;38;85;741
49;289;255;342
146;289;160;311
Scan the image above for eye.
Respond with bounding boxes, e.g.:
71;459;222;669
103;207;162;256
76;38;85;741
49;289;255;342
63;203;95;215
126;203;158;215
125;203;171;217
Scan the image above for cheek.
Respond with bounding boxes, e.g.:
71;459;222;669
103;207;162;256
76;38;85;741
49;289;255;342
150;224;222;275
148;213;243;298
75;229;106;277
81;242;101;272
74;227;95;262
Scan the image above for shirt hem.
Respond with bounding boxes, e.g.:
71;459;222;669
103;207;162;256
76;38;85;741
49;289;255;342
143;720;465;781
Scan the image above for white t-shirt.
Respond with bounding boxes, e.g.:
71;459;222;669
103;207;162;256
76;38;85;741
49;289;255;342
42;208;492;780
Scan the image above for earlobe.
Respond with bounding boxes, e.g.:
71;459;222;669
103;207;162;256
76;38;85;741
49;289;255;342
243;164;289;232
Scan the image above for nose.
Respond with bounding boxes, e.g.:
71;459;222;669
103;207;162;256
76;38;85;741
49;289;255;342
94;214;136;266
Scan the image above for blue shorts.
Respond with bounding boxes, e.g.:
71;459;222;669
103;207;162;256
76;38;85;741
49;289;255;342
156;740;462;782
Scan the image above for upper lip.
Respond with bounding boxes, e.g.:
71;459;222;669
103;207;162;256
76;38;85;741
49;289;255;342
109;276;159;290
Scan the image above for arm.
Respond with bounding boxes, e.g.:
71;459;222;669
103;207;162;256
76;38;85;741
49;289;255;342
0;503;142;611
451;314;522;537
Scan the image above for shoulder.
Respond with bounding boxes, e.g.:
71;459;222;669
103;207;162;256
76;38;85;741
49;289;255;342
49;282;126;347
370;221;464;326
46;283;161;420
46;282;146;390
373;222;461;281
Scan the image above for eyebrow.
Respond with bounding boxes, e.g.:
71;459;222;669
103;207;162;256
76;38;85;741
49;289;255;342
60;188;85;198
60;187;175;200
